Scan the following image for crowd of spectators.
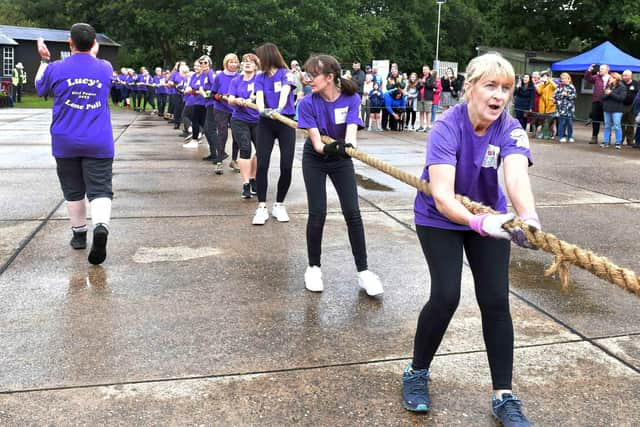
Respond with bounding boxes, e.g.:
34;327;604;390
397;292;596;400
512;65;640;147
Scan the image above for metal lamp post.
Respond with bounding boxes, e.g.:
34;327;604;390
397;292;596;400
435;0;446;69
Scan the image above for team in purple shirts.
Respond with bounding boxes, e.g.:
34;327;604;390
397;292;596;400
403;53;537;426
297;54;384;297
251;43;298;225
228;53;260;198
35;23;113;265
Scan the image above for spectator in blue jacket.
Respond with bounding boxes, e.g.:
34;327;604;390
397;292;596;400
384;89;406;131
513;74;535;130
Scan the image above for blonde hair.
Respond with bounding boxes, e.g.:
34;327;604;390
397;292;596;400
462;52;515;102
223;53;239;69
241;53;260;70
560;72;572;83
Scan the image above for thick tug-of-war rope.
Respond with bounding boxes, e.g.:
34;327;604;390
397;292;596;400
222;96;640;297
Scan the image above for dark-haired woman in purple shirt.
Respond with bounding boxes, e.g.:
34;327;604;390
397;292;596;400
252;43;297;225
297;54;384;297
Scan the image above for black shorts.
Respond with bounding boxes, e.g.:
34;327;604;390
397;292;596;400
370;107;382;114
230;118;257;159
55;157;114;202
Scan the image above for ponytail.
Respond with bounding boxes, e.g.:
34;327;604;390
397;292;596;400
339;76;358;96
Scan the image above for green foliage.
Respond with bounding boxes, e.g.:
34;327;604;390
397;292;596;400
1;0;639;74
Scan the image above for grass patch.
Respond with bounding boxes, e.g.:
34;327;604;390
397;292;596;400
6;94;128;110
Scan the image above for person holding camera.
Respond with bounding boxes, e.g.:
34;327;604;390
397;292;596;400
513;74;535;130
585;64;610;144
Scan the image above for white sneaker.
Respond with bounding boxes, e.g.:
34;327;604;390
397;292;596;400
559;137;567;143
252;205;269;225
183;140;198;148
358;270;384;296
272;203;290;222
568;138;575;143
304;266;324;292
367;126;372;131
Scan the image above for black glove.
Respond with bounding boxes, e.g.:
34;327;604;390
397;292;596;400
322;139;353;158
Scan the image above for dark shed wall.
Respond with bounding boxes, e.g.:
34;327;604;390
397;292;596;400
13;40;119;93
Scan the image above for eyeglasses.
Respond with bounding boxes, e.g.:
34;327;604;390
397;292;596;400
302;72;318;83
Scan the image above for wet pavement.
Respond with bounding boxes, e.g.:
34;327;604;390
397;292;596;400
0;108;639;426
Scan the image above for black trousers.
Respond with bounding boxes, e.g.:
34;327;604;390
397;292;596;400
191;105;206;139
256;116;296;203
591;101;604;137
302;142;367;271
413;225;514;390
156;93;167;115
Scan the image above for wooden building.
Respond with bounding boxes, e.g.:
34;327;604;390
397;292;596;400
0;25;120;94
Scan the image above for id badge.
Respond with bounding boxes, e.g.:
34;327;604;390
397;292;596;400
334;107;348;124
274;81;282;93
481;144;500;169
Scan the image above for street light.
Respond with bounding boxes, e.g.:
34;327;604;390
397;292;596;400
435;0;446;69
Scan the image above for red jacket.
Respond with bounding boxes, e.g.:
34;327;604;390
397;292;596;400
584;70;606;102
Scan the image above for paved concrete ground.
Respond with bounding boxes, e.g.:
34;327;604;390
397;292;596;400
0;108;639;426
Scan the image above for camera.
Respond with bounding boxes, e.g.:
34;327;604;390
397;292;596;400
591;65;599;75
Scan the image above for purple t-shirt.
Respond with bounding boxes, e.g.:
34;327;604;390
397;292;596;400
185;73;206;106
229;74;259;123
127;74;138;91
211;71;237;113
153;75;165;94
137;73;151;92
254;68;296;115
200;70;216;107
414;103;533;230
35;53;114;158
297;93;364;140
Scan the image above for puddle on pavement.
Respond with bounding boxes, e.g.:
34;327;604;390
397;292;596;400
509;258;611;315
67;266;109;293
133;246;222;263
355;173;394;192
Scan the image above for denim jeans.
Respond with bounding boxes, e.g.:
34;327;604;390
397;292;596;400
557;116;573;139
431;103;438;123
603;111;623;145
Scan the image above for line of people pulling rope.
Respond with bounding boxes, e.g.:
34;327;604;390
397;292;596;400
36;22;546;425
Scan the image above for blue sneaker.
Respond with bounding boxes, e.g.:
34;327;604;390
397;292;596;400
402;364;430;412
491;393;531;426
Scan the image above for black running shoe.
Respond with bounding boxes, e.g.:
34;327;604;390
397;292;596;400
249;178;257;195
242;183;252;199
70;230;87;249
88;224;109;265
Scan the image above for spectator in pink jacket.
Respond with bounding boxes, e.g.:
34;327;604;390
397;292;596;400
430;70;442;127
584;63;610;144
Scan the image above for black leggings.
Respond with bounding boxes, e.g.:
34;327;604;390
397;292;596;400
413;225;513;390
405;109;416;127
302;142;367;271
204;105;218;157
256;116;296;203
191;105;206;139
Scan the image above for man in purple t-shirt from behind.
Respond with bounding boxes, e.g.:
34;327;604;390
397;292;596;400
35;23;114;265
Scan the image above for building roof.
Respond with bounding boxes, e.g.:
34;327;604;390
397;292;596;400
0;25;120;47
0;32;18;46
477;45;576;63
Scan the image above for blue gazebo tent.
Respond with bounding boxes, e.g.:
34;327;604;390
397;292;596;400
551;41;640;72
